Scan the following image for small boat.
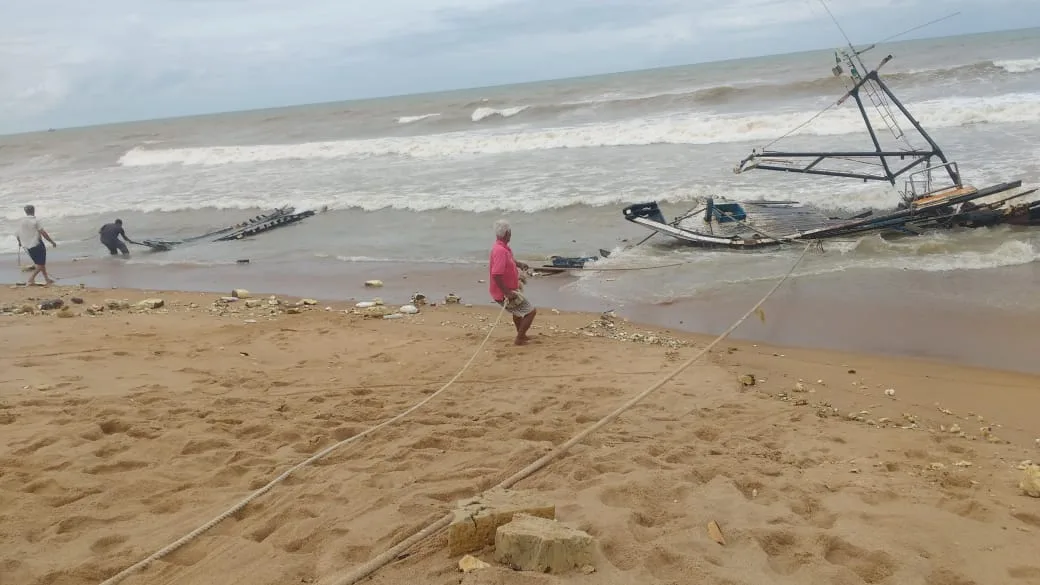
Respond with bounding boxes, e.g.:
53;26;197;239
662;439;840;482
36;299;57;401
623;34;1037;249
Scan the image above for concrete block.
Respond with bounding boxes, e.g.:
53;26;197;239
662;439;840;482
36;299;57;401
494;513;595;573
447;489;555;556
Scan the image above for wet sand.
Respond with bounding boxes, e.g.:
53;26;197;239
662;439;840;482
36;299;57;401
6;253;1040;374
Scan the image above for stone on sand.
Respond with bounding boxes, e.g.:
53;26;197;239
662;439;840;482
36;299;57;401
494;513;594;574
138;298;165;309
38;298;64;311
457;555;490;573
1021;464;1040;498
105;299;131;310
362;305;394;318
231;289;250;298
447;489;555;556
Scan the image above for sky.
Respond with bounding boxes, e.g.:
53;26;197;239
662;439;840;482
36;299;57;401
1;0;1037;134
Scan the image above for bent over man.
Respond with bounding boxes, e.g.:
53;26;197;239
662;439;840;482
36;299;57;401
99;219;136;256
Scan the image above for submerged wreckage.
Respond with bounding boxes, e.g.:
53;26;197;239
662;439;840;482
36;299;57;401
138;206;318;251
623;45;1038;250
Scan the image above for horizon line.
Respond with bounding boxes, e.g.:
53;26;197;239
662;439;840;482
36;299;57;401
3;24;1036;138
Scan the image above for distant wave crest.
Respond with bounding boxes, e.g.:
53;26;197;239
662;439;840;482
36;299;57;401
993;57;1040;74
471;106;529;122
396;113;440;124
118;92;1040;167
368;56;1040;133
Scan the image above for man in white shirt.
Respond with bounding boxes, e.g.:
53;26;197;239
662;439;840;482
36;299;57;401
15;205;57;286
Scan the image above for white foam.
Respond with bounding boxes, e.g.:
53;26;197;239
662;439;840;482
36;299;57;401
471;106;529;122
573;230;1040;306
396;113;441;124
993;57;1040;74
118;93;1040;167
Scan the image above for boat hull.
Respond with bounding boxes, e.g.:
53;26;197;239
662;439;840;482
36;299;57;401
622;181;1027;250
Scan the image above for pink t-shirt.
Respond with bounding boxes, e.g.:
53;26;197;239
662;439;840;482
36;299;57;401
488;239;519;302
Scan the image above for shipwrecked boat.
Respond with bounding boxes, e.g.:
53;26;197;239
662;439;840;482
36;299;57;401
138;206;319;251
623;43;1038;250
536;249;612;272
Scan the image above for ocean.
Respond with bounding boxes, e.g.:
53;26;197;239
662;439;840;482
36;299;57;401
2;27;1040;369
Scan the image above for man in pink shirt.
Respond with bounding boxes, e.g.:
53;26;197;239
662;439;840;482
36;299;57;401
489;219;536;345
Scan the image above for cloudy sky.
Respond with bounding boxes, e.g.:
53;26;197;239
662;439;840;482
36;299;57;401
1;0;1036;134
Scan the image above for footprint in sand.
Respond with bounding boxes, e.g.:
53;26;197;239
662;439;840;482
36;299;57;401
1008;566;1040;581
98;419;131;435
754;529;807;576
926;568;978;585
518;427;568;443
84;460;150;475
90;534;129;554
180;437;232;455
789;495;837;529
1012;512;1040;528
12;436;59;456
163;540;210;566
821;536;897;584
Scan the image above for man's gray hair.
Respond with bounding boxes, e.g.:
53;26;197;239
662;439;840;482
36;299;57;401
493;219;511;239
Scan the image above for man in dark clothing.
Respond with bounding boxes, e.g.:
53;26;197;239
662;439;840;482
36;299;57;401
99;219;136;256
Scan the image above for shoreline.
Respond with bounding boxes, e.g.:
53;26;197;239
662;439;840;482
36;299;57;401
6;253;1040;375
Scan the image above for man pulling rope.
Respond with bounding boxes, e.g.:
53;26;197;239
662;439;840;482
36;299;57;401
489;219;537;345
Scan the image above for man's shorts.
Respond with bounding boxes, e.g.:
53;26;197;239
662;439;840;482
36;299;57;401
497;296;535;318
25;242;46;266
102;238;129;255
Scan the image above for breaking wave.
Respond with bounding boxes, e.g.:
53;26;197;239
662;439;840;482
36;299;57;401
994;57;1040;74
380;56;1040;130
471;106;529;122
119;92;1040;167
396;113;440;124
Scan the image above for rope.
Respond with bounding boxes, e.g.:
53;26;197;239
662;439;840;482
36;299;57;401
761;98;844;151
98;304;508;585
327;242;813;585
570;261;686;272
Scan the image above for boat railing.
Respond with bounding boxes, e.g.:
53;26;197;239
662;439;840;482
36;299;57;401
902;161;961;201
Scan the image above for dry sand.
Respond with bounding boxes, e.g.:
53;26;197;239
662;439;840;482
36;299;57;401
2;284;1039;585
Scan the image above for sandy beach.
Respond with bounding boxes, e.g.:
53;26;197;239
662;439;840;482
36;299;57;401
2;282;1039;585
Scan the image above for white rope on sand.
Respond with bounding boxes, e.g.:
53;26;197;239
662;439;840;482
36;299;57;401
98;241;811;585
326;242;814;585
98;303;508;585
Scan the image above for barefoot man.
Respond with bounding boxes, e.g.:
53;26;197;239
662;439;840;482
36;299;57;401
489;219;536;345
15;205;57;286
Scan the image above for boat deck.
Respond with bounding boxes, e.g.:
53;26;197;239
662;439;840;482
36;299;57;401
676;202;852;240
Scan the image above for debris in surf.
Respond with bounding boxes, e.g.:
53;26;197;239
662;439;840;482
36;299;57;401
533;249;612;274
136;206;320;252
